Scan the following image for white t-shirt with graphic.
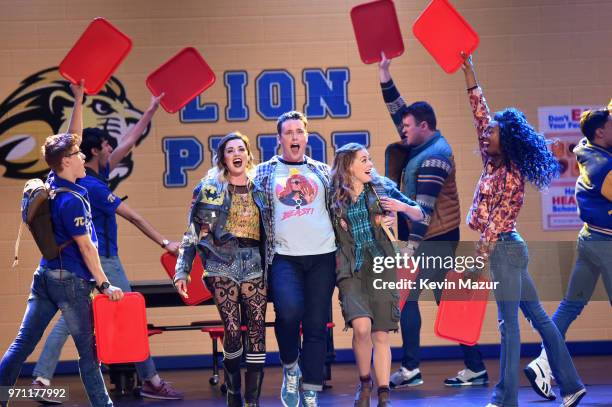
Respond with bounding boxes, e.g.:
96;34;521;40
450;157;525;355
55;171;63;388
273;160;336;255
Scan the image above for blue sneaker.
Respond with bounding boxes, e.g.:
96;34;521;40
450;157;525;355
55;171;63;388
300;390;318;407
281;366;301;407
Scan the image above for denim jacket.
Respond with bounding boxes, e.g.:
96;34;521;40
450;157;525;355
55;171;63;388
174;175;263;282
252;155;333;271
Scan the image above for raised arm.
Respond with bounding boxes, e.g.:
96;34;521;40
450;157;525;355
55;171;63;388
108;93;163;172
461;53;492;163
379;52;407;141
115;201;179;254
66;80;85;138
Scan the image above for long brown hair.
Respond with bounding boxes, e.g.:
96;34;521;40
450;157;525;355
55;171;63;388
331;142;378;214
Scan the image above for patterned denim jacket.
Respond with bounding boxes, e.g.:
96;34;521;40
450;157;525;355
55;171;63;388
252;155;333;271
175;176;246;282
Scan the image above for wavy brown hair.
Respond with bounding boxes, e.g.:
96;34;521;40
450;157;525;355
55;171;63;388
331;142;383;214
211;131;256;183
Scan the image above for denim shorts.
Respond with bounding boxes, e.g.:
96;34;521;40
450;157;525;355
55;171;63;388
204;246;263;283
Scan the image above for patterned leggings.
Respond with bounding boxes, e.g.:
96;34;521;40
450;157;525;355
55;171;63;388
204;276;267;372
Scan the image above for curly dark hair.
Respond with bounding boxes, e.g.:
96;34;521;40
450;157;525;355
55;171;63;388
494;108;560;190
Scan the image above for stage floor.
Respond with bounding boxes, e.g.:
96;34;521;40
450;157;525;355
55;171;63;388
15;356;611;406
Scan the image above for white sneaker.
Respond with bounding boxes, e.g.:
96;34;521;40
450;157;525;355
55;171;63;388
561;388;586;407
444;368;489;386
524;357;556;400
389;367;423;389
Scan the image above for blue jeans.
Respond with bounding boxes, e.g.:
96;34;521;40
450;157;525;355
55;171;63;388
270;252;336;391
489;231;584;407
0;267;112;407
32;256;157;381
551;227;612;337
401;229;485;372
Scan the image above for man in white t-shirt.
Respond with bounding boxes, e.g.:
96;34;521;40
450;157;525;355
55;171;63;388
253;111;336;407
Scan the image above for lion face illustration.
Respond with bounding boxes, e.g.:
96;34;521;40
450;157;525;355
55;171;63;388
0;67;149;190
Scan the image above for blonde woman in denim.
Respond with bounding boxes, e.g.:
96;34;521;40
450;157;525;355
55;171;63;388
460;54;586;407
175;132;266;407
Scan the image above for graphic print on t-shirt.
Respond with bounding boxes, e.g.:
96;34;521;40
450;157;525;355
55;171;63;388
275;167;319;220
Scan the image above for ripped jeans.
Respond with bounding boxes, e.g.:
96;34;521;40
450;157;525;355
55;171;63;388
488;231;584;407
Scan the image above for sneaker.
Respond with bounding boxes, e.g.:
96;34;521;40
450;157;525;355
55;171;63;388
524;357;556;400
389;367;423;389
140;379;184;400
281;365;301;407
561;388;586;407
444;368;489;386
31;380;63;405
485;404;501;407
300;390;318;407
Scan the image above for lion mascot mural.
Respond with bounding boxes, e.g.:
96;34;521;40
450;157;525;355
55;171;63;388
0;67;149;190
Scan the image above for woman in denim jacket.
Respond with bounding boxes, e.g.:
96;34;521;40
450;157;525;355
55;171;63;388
174;132;266;407
331;143;424;407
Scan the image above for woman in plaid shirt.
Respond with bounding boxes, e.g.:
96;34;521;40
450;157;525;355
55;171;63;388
331;143;423;407
461;54;586;407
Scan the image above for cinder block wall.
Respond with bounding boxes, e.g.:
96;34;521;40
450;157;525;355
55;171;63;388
0;0;610;363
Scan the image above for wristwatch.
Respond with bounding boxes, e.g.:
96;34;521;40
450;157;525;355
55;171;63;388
96;281;110;294
161;239;170;249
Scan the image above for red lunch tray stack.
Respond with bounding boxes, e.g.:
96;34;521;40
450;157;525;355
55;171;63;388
146;47;216;113
59;18;132;94
161;252;213;306
434;270;489;346
350;0;405;64
93;292;149;364
413;0;479;73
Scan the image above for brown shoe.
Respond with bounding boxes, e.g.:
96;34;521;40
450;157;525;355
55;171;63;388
377;389;392;407
140;380;184;400
354;380;373;407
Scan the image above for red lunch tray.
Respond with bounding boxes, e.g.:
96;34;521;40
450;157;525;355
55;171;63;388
161;252;213;306
350;0;404;64
434;270;489;346
412;0;479;73
146;47;216;114
93;292;149;364
59;18;132;95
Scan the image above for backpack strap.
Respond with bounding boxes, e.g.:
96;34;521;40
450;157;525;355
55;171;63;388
12;221;25;269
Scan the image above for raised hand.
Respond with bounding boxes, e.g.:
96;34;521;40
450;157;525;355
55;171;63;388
70;79;85;103
460;52;477;89
148;92;165;113
378;51;392;83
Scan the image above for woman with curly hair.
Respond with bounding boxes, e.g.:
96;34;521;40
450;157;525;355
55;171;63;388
460;54;586;407
331;143;424;407
174;132;266;407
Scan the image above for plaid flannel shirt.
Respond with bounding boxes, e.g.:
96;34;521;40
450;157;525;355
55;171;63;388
252;155;333;270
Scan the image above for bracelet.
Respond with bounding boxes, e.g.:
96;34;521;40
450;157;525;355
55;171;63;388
467;85;478;92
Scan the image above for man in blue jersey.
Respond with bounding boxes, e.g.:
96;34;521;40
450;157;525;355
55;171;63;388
525;107;611;403
0;82;123;407
32;92;182;400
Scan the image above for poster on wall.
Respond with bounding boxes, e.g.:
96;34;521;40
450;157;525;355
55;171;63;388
538;105;600;231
